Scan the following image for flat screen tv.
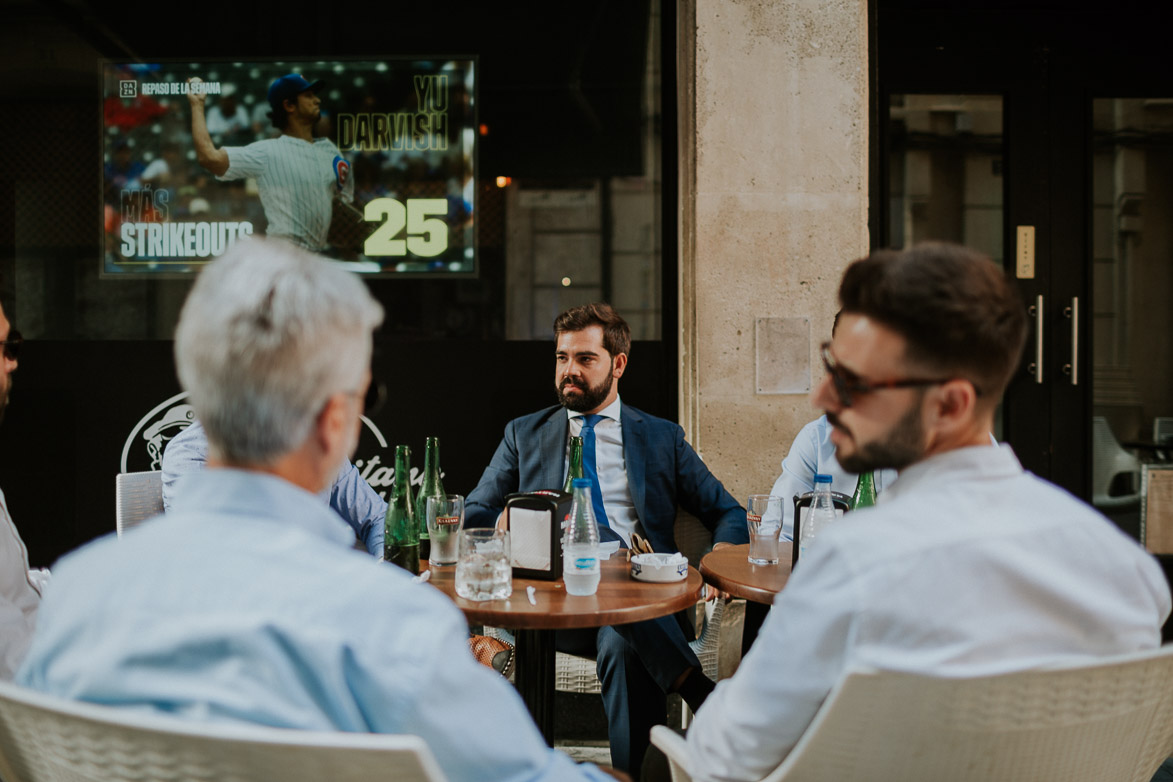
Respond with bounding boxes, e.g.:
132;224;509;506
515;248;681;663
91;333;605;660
101;57;476;277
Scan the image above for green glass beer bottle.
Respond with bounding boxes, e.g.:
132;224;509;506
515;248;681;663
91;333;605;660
563;435;585;493
850;470;877;510
384;444;419;574
414;436;445;562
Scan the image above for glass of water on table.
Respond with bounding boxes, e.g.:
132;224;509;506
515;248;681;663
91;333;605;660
455;528;512;600
746;494;785;565
427;494;465;566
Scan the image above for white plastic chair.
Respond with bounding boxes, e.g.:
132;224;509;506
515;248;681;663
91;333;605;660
0;679;448;782
652;645;1173;782
114;471;164;536
1092;416;1142;510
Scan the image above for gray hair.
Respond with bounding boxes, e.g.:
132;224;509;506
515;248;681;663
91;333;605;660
174;238;384;465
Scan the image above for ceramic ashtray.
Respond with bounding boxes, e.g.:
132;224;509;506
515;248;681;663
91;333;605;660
630;552;688;583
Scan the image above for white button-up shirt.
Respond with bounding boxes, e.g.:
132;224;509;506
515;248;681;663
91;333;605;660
0;488;42;680
689;444;1171;782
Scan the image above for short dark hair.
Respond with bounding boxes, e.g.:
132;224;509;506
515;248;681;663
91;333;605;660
838;242;1027;402
267;106;289;130
553;303;631;359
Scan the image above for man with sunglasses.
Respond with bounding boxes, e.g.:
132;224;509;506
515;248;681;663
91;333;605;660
685;242;1170;782
0;307;44;680
769;314;897;541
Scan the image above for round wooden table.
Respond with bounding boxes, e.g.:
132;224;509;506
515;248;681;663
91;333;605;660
426;556;703;744
700;543;792;652
699;542;793;604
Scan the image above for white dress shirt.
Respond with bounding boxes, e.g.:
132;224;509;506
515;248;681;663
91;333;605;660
0;488;42;680
567;396;637;545
689;444;1171;782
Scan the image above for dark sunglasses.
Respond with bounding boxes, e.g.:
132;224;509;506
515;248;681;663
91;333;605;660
820;342;975;407
1;329;21;362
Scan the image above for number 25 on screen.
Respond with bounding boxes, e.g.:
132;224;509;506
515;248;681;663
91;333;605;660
363;198;448;258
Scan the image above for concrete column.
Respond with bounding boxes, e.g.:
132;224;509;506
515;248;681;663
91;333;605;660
679;0;869;502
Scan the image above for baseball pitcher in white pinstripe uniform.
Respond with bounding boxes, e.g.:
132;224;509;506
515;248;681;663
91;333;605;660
188;74;353;252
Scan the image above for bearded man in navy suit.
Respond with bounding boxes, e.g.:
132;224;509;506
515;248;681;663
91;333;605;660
466;302;746;777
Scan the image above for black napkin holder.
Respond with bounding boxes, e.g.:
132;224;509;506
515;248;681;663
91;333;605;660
791;490;851;568
504;490;572;580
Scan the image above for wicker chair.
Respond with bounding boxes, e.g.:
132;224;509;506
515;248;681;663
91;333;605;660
114;471;164;536
652;645;1173;782
0;679;448;782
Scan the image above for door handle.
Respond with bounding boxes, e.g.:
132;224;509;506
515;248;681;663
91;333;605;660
1063;297;1079;386
1027;295;1044;384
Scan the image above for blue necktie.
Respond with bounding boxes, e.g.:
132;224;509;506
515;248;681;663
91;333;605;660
579;414;610;529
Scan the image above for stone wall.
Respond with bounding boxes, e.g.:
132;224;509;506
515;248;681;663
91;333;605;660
679;0;869;502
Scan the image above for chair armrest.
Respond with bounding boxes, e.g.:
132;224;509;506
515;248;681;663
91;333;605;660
651;725;693;782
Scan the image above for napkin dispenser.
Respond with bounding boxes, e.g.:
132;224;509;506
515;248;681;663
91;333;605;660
791;490;850;568
504;490;572;580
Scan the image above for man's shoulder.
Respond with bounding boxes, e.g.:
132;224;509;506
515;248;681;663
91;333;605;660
620;403;683;438
163;421;208;463
239;137;280;151
312;137;343;154
506;404;565;431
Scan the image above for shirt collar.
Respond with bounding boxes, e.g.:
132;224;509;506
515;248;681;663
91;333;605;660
567;395;623;424
881;443;1022;505
171;468;356;548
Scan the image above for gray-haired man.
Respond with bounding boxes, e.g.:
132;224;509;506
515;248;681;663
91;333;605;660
18;238;628;782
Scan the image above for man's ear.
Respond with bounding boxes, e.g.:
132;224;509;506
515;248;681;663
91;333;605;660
930;378;978;430
611;352;628;379
314;393;350;455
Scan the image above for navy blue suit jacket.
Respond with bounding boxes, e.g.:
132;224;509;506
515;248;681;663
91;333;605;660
466;403;747;553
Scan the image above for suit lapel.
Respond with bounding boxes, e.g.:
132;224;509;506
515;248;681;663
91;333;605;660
539;410;568;490
622;403;648;523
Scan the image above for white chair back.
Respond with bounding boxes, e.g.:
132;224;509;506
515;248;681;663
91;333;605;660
0;679;449;782
1092;416;1142;509
114;471;164;536
653;645;1173;782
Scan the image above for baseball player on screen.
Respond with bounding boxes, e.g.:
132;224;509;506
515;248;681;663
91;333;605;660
188;74;354;252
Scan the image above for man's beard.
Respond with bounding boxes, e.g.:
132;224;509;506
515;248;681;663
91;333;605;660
0;381;10;426
557;368;614;413
832;401;924;473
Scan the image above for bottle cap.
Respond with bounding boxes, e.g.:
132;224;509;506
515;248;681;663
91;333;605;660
814;473;832;484
572;478;591;489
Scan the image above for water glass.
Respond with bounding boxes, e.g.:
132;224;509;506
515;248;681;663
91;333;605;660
427;494;465;566
455;529;512;601
747;494;785;565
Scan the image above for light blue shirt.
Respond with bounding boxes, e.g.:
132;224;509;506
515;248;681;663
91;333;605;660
768;415;898;541
18;469;611;782
162;420;385;555
567;396;637;545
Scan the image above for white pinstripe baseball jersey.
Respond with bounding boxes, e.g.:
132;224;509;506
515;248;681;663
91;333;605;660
220;136;353;251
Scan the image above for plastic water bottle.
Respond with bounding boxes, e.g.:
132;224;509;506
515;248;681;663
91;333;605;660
799;473;836;560
563;477;601;596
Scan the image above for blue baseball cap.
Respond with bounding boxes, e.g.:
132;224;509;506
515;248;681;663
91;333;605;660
267;74;324;112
